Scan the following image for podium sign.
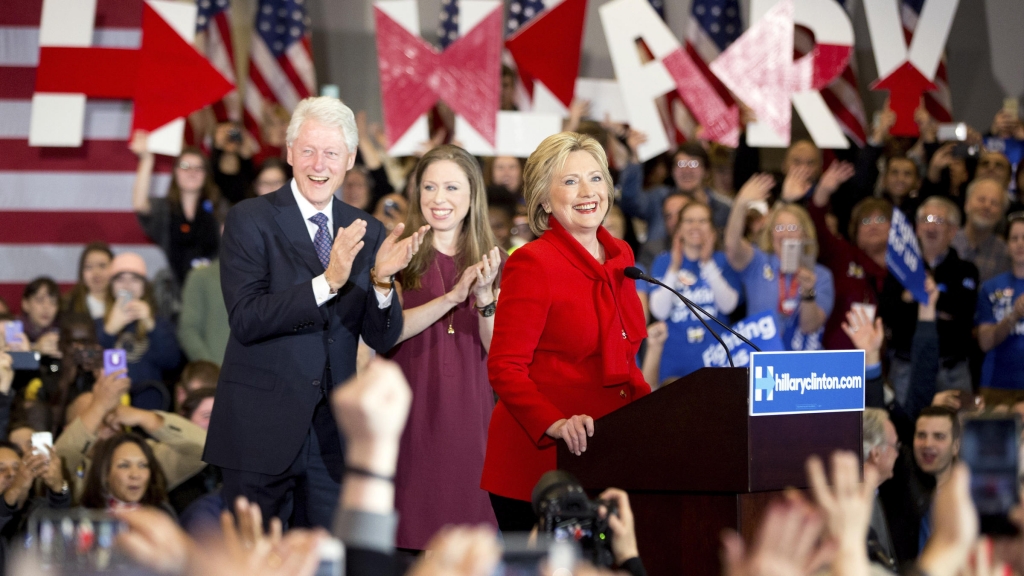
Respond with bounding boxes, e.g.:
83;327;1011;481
749;350;865;416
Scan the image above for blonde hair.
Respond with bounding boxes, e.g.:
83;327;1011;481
399;145;497;290
759;202;819;260
523;132;613;237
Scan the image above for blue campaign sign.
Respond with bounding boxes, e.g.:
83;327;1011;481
749;350;865;416
702;310;785;368
886;208;929;303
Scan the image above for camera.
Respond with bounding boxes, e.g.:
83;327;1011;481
531;470;616;568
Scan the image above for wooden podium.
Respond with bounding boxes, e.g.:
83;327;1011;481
557;367;861;576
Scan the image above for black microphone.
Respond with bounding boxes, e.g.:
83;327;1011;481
625;266;762;368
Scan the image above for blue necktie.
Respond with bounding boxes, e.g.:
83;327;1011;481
309;213;331;270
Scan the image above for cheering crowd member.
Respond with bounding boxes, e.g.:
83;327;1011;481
387;145;503;549
482;132;650;531
647;201;741;381
204;96;427;530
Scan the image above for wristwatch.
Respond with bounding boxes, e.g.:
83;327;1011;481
801;288;817;302
476;301;497;317
369;267;393;290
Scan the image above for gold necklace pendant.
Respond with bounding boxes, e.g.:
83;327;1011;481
447;323;455;335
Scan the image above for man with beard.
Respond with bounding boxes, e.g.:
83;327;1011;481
952;179;1011;283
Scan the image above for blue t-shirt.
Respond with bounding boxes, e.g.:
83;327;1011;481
976;272;1024;389
649;251;742;382
736;247;834;351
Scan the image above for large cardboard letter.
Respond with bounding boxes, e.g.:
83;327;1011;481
864;0;959;136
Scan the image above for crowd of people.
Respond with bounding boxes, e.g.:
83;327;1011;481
1;68;1024;574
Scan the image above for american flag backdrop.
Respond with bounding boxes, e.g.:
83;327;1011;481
794;0;868;147
0;0;171;314
902;0;953;122
682;0;742;141
243;0;316;147
438;0;461;49
196;0;239;122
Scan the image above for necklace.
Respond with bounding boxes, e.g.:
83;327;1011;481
435;259;455;335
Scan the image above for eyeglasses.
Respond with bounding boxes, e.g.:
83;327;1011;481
979;159;1010;169
682;217;710;226
774;224;801;232
861;215;889;226
918;214;946;225
257;178;286;189
177;161;206;172
676;160;702;169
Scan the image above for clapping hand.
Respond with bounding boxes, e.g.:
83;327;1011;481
721;498;830;576
374;223;431;283
473;246;502;306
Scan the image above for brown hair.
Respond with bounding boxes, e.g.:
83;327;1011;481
523;132;613;237
168;147;220;214
848;198;893;242
399;145;497;290
80;433;168;509
62;242;114;316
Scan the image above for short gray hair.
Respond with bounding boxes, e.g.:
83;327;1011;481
917;195;961;228
863;408;889;460
286;97;358;153
965;178;1010;211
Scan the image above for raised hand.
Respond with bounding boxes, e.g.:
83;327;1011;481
332;358;412;475
406;526;500;576
736;173;776;207
816;161;855;199
721;499;829;576
840;309;884;363
781;165;815;202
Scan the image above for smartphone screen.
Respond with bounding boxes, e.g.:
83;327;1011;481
31;432;53;457
103;349;127;376
4;320;23;345
1004;97;1019;119
780;239;801;274
961;416;1020;535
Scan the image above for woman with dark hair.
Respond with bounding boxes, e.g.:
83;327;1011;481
252;157;290;198
80;433;170;513
97;252;180;409
19;277;61;359
388;145;502;550
62;242;114;320
130;133;221;286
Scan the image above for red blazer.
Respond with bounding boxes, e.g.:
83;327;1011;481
482;218;651;501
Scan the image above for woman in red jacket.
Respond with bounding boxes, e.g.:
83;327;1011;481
482;132;651;531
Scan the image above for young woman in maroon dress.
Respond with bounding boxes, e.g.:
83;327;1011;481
387;145;503;550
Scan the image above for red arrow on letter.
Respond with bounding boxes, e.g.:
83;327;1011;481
870;62;936;138
35;3;233;133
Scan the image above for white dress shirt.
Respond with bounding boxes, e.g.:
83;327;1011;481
290;180;392;308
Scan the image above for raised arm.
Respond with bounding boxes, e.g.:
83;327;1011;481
725;173;774;272
129;131;155;215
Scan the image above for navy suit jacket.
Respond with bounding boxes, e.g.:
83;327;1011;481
203;185;403;475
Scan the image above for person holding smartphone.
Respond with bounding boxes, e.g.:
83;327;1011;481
97;253;180;409
725;175;835;351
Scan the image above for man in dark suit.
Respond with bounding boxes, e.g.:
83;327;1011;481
204;96;426;529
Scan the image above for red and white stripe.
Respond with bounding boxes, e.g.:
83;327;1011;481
794;27;868;147
901;3;953;122
199;8;240;122
682;19;737;142
242;33;315;147
0;0;169;313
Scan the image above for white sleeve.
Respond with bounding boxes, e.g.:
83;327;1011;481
700;260;739;314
